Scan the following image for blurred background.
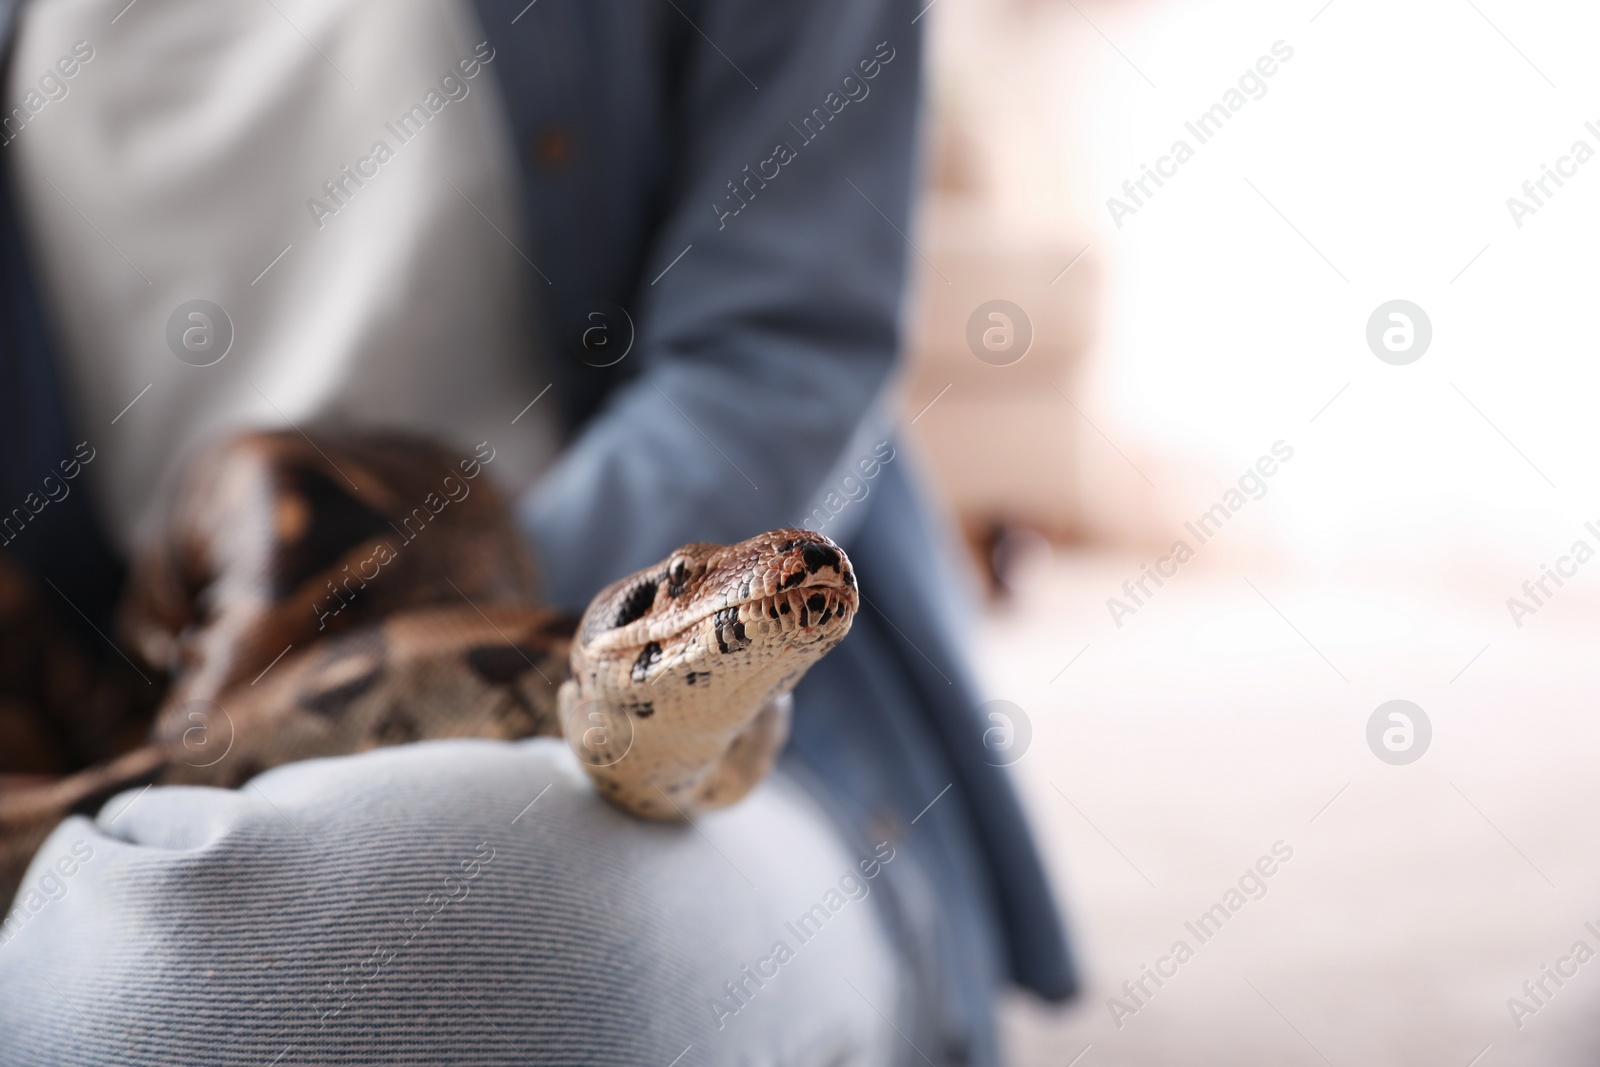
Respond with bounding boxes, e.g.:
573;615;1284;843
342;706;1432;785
6;0;1598;1062
902;0;1600;1062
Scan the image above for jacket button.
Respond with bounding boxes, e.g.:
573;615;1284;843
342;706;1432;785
529;125;575;169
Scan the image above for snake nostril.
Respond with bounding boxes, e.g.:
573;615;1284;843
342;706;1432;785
801;542;839;574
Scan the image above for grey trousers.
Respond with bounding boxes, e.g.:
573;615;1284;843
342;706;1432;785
0;739;911;1066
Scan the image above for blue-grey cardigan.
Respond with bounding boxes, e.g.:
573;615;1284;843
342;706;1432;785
0;0;1076;1029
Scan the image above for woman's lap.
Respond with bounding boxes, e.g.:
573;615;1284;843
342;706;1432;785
0;738;909;1066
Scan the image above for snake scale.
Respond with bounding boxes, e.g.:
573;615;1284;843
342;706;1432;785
0;430;857;901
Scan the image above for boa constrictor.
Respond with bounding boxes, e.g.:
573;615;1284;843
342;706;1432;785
0;431;856;899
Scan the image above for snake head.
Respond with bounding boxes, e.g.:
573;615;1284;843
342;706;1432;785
574;528;858;708
564;529;856;817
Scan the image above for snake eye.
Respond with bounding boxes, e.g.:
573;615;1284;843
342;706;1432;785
667;558;689;596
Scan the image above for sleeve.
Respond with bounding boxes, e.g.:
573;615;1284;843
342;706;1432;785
517;0;924;613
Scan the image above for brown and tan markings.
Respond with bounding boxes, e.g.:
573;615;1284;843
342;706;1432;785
0;431;856;899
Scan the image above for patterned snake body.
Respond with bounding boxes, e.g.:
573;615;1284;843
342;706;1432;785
0;431;856;898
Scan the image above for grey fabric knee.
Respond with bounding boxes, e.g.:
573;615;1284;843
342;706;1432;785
0;739;912;1066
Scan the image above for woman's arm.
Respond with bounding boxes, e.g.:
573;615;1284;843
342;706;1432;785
516;0;923;612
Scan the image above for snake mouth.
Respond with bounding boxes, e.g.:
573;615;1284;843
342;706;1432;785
689;552;855;637
581;531;856;657
645;572;855;649
594;577;856;688
731;579;856;634
639;582;855;685
588;573;858;670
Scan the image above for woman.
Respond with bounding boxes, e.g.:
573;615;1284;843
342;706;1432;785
0;0;1073;1061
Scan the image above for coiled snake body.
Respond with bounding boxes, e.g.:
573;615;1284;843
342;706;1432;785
0;431;856;899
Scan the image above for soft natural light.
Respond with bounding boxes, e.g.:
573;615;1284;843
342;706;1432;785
1028;1;1600;584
